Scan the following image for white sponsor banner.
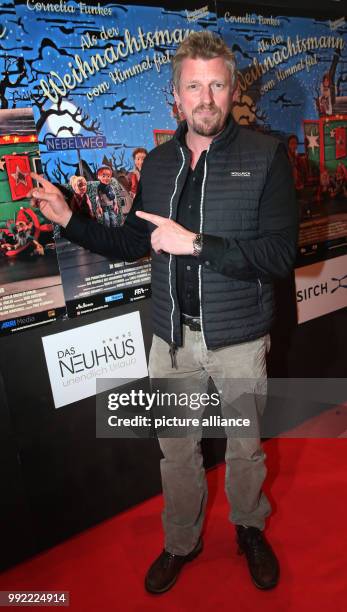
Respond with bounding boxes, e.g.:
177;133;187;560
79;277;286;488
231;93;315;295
295;255;347;324
42;311;148;408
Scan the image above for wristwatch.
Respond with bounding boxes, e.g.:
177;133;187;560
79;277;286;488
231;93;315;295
192;233;203;257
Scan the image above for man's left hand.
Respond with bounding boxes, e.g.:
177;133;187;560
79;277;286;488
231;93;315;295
136;211;195;255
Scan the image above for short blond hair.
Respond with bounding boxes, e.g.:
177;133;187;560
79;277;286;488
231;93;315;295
172;31;236;91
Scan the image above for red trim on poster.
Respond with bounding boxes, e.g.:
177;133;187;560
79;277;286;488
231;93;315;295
0;134;38;145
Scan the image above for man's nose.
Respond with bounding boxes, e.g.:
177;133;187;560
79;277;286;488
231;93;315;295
200;85;214;105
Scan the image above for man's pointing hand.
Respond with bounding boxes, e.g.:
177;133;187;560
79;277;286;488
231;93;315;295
30;173;72;228
136;210;196;256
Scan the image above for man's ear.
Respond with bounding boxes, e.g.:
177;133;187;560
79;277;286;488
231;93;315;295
173;86;184;119
173;86;180;108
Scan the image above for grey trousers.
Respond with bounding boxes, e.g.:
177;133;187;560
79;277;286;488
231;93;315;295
148;327;272;556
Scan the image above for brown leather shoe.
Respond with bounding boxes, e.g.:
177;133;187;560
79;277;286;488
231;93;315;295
145;538;203;594
236;526;279;589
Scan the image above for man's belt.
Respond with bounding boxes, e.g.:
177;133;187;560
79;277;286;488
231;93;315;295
181;313;201;331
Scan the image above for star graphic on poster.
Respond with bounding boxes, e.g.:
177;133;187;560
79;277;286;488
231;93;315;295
0;159;6;171
306;131;319;153
11;165;28;186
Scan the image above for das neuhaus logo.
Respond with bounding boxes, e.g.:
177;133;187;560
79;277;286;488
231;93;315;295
58;332;135;380
42;312;147;408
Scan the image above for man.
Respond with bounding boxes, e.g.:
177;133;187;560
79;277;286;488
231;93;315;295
32;31;297;594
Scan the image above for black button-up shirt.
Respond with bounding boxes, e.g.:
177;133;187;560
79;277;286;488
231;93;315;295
176;151;206;317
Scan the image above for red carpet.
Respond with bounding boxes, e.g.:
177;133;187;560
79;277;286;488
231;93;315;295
1;439;347;611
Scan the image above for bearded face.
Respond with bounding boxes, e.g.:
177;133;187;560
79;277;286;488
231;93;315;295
174;57;234;140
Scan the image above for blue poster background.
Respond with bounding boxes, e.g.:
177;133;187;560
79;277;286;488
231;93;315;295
218;5;346;135
0;0;28;109
6;1;217;320
14;0;217;179
217;3;347;264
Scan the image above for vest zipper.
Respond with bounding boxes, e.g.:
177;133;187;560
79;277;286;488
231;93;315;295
168;147;186;368
198;145;210;351
169;342;178;369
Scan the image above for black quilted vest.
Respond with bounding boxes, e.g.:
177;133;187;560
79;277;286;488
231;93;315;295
140;118;280;351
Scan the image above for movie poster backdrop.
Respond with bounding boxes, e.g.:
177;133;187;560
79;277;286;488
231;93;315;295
218;3;347;265
0;3;66;335
0;1;346;333
12;0;216;320
217;3;346;320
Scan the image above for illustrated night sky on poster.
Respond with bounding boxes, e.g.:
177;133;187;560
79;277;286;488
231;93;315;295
217;3;347;264
14;0;217;180
0;0;28;109
217;3;347;136
5;1;217;322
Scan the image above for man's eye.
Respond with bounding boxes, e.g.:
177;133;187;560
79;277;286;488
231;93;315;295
214;83;224;89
